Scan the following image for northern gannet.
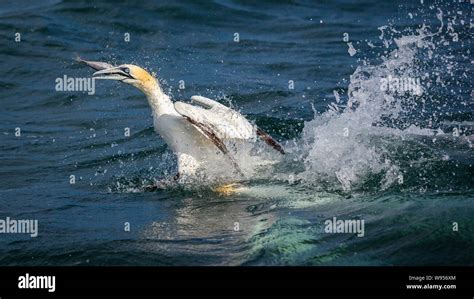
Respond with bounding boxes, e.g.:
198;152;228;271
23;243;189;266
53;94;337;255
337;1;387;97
78;58;285;185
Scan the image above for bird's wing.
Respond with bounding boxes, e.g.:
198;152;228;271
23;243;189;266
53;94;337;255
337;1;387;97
174;96;254;140
174;96;285;154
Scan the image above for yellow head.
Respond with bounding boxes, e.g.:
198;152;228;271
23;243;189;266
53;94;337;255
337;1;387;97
93;64;159;94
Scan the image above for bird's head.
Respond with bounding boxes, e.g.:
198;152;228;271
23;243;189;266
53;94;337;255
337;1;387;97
92;64;159;94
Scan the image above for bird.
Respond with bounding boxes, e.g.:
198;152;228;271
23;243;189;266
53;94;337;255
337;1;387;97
78;58;285;188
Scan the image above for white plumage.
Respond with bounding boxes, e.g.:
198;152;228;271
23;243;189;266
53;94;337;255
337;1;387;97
174;96;255;140
79;58;285;182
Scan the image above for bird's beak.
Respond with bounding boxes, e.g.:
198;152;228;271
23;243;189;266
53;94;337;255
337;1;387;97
76;57;133;81
76;57;114;71
92;67;132;81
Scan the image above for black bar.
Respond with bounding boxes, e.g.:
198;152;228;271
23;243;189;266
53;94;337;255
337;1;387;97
0;267;472;298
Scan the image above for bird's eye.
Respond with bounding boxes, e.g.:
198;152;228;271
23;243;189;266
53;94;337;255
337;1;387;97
122;67;130;75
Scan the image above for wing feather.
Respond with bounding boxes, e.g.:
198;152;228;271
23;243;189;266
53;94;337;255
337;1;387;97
182;115;244;176
175;96;254;140
174;95;285;155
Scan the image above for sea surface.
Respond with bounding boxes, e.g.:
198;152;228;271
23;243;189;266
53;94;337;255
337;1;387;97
0;0;473;266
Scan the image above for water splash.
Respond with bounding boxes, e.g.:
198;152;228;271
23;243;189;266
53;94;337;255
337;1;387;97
105;4;472;194
292;4;471;193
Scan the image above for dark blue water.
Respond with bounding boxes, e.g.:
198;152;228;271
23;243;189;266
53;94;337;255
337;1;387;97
0;0;472;265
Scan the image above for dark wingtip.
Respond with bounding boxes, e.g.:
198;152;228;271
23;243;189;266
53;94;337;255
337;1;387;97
256;127;286;155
